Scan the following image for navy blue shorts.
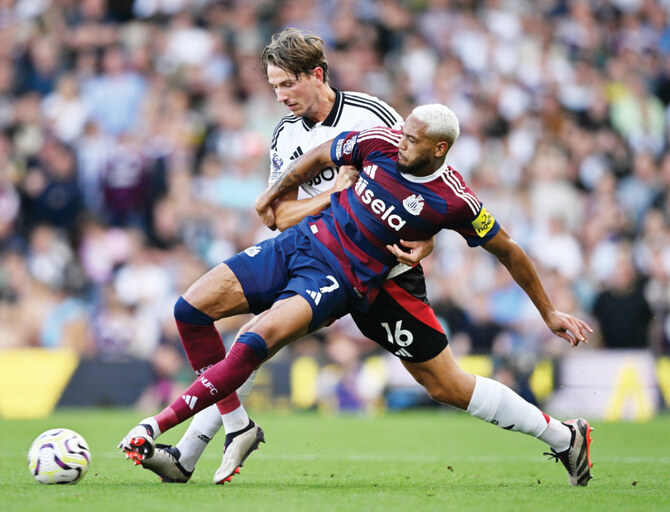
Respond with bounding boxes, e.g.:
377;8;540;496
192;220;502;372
224;228;350;333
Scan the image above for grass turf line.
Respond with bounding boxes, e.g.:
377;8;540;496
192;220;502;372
3;408;669;512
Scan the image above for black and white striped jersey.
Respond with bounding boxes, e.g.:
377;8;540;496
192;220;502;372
268;88;403;199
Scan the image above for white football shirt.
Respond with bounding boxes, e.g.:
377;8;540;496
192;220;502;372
268;88;403;199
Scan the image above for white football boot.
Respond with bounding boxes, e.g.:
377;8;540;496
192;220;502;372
213;420;265;484
141;444;193;483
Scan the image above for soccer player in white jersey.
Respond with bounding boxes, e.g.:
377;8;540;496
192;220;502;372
138;28;435;484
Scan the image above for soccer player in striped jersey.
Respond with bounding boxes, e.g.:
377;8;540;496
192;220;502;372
135;28;436;485
121;104;594;487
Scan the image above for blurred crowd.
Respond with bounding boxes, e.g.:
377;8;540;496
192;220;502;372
0;0;669;410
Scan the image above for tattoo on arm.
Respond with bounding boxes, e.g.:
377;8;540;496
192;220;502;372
268;158;325;200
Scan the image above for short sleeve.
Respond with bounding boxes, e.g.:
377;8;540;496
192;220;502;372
330;130;360;167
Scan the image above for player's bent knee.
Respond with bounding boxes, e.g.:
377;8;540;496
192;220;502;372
174;296;213;325
181;264;249;319
423;377;473;410
247;297;313;352
424;385;455;406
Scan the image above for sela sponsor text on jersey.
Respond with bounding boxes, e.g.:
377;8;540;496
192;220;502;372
354;174;406;231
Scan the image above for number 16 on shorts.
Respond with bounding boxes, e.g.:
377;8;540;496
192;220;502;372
381;320;414;358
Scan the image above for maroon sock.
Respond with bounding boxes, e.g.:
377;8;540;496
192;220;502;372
174;296;227;374
154;341;261;432
216;392;242;415
176;320;227;375
176;318;241;414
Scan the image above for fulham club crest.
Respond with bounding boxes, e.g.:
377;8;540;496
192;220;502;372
403;194;425;215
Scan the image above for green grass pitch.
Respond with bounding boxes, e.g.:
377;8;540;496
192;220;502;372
2;408;669;512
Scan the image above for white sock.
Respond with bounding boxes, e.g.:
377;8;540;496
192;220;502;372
191;405;224;438
236;370;258;404
166;371;257;470
466;375;547;437
174;406;222;471
140;416;161;438
221;404;250;434
169;368;256;468
537;417;572;453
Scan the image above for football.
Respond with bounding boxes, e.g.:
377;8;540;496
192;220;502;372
27;428;91;484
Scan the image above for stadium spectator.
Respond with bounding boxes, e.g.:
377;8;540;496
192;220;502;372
592;245;653;350
610;74;665;156
633;209;670;351
17;36;61;96
41;73;90;144
19;139;84;232
83;45;147;136
64;0;118;53
74;121;115;214
0;136;21;248
617;151;662;230
101;133;153;229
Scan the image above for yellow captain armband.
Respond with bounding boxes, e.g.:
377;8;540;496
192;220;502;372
472;207;495;237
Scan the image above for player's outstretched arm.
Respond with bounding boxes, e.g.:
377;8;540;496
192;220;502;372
482;227;593;347
256;139;336;230
271;165;360;231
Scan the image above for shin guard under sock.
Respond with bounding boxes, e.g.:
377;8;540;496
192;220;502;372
155;333;268;433
174;297;227;374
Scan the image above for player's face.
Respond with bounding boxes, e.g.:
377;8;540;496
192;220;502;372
396;115;441;176
267;64;321;120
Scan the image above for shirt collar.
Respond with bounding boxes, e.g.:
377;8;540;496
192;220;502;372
400;159;450;183
302;88;343;130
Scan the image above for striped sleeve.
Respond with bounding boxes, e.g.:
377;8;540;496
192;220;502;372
440;169;500;247
342;92;403;129
330;127;401;167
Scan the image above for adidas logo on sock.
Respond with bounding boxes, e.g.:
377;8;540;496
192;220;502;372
182;394;198;409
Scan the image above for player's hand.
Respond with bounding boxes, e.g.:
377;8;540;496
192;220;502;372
332;165;360;192
545;310;593;347
255;193;277;230
385;238;435;266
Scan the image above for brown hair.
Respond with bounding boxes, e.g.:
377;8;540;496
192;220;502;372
260;28;329;83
